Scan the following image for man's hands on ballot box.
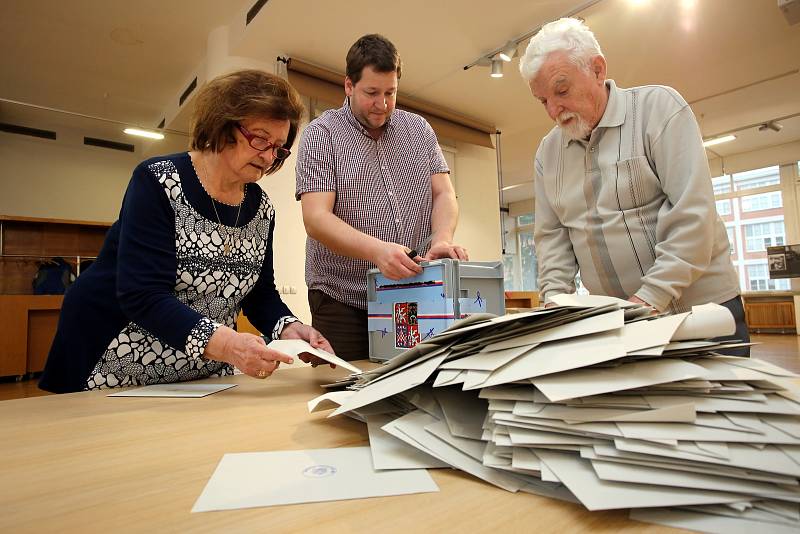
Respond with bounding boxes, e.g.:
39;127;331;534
374;241;424;280
425;241;469;261
372;239;469;281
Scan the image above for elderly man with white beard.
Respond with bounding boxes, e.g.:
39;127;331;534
520;18;748;355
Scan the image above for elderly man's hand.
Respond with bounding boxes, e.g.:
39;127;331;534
628;295;651;307
628;295;658;315
279;321;336;368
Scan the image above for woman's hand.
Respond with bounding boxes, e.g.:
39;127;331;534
205;327;293;379
280;321;337;368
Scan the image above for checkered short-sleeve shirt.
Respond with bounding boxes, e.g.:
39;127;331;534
296;98;449;310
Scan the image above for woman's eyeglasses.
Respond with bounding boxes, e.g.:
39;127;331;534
237;124;291;160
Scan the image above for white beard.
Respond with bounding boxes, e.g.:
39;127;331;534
557;111;592;141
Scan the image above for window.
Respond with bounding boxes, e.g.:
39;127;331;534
744;221;786;252
711;175;731;195
503;213;540;292
517;214;534;226
741;191;782;212
733;166;780;191
747;262;790;291
518;230;537;290
726;227;736;256
715;199;731;216
502;253;518;292
712;165;789;292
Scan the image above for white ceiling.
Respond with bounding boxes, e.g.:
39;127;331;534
2;0;799;206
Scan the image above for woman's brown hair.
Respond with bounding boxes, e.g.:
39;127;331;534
190;69;304;175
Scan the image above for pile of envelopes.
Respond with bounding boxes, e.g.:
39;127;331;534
310;295;800;533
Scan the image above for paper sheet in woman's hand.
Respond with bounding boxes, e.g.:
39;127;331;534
267;339;363;374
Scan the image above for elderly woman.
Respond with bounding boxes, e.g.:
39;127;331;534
40;70;333;393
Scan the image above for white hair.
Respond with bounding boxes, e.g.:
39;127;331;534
519;17;604;82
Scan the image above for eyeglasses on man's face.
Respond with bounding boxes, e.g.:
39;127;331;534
237;124;291;160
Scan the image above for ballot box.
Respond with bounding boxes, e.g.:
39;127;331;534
367;259;504;362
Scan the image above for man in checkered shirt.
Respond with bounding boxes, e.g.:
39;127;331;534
296;34;468;361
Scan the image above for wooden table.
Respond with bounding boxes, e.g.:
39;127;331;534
0;365;677;533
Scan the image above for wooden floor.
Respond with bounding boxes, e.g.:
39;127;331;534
1;334;798;402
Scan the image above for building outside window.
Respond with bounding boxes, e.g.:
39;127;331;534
747;263;790;291
712;165;790;293
741;191;782;213
744;221;786;252
503;214;537;291
715;199;732;216
712;175;732;195
726;226;736;256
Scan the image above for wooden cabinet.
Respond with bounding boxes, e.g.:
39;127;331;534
0;215;111;377
504;291;539;309
742;293;797;333
0;295;63;376
0;215;110;294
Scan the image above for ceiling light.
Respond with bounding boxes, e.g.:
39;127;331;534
490;59;504;78
463;0;605;73
702;134;736;147
502;184;525;191
124;128;164;140
497;41;518;62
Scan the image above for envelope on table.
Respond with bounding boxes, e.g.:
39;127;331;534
192;446;438;512
107;383;236;397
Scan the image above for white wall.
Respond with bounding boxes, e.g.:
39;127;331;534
257;111;312;323
450;141;502;261
0;129;138;222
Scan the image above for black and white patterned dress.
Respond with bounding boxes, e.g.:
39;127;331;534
40;153;297;393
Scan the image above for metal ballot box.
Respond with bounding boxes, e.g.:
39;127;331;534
366;259;505;362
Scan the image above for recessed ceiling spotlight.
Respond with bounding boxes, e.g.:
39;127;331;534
497;41;518;62
758;121;783;132
490;59;504;78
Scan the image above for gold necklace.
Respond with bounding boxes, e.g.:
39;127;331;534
210;195;242;256
195;154;244;256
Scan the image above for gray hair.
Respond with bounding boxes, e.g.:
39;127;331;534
519;17;603;82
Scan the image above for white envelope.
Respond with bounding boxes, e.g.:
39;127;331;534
432;386;487;440
631;507;800;534
267;339;362;374
382;410;527;492
531;358;707;402
548;294;635;308
672;303;735;341
439;344;535;371
590;459;800;500
585;446;797;486
621;313;688;353
482;309;624;353
366;415;449;470
332;353;447;417
536;450;748;511
477;330;626;389
307;390;355;413
192;447;438;512
613;439;800;477
107;383;236;397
